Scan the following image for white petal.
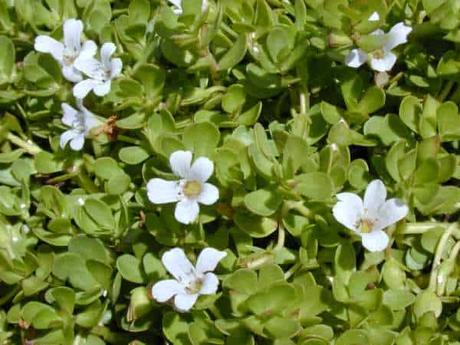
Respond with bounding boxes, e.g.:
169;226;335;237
175;200;200;224
370;51;397;72
61;103;78;126
168;0;183;14
74;57;104;79
151;279;185;302
195;248;226;274
34;36;64;61
161;248;195;282
199;272;219;295
197;183;219;205
363;180;387;220
370;29;385;37
79;40;98;59
70;134;85;151
93;81;111;96
361;230;389;252
188;157;214;182
332;192;364;232
373;198;409;231
84;113;99;131
100;42;116;67
110;58;123;78
368;11;380;21
60;129;78;149
62;65;82;82
385;22;412;50
147;178;180;204
63;19;83;51
73;79;98;98
170;150;193;178
174;293;198;312
345;49;368;68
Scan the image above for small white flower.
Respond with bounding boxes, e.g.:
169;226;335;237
345;22;412;72
60;100;99;151
147;150;219;224
168;0;208;15
368;11;380;22
73;42;123;98
34;19;97;82
332;179;409;252
151;247;226;312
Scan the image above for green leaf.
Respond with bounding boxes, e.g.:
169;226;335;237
295;172;335;201
219;34;247;70
244;188;282;216
119;146;150;165
0;35;15;82
183;122;220;157
116;254;145;283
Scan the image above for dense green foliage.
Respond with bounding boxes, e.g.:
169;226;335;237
0;0;459;344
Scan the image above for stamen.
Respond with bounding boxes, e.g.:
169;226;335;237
183;180;202;199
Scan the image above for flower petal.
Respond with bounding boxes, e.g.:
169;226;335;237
385;22;412;50
361;230;389;252
70;134;85;151
368;11;380;21
332;192;364;232
62;65;82;82
168;0;183;14
147;178;180;204
196;248;226;274
199;272;219;295
74;57;104;79
151;279;185;303
188;157;214;182
34;36;64;61
175;199;200;224
93;81;111;96
345;49;368;68
84;113;99;132
61;103;78;126
170;150;193;178
197;183;219;205
373;198;409;231
73;79;98;99
174;293;198;312
363;179;387;220
79;40;97;59
161;248;195;282
101;42;116;67
110;58;123;78
63;19;83;51
60;129;77;149
370;51;397;72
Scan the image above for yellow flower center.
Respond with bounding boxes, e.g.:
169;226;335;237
185;278;203;294
183;180;202;198
372;49;385;59
359;218;374;233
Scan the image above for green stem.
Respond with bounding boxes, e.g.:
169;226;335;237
6;132;42;155
274;222;285;251
75;169;99;194
117;135;141;145
428;223;458;291
438;80;455;101
397;222;460;238
284;262;301;280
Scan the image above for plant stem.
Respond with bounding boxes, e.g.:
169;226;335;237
428;223;458;291
6;132;42;155
274;222;285;251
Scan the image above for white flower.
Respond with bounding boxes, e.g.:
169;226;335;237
345;22;412;72
332;179;409;252
168;0;208;15
151;247;226;312
368;11;380;22
147;150;219;224
34;19;97;82
73;42;123;98
60;100;99;151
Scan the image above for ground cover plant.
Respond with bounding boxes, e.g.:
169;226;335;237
0;0;459;344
